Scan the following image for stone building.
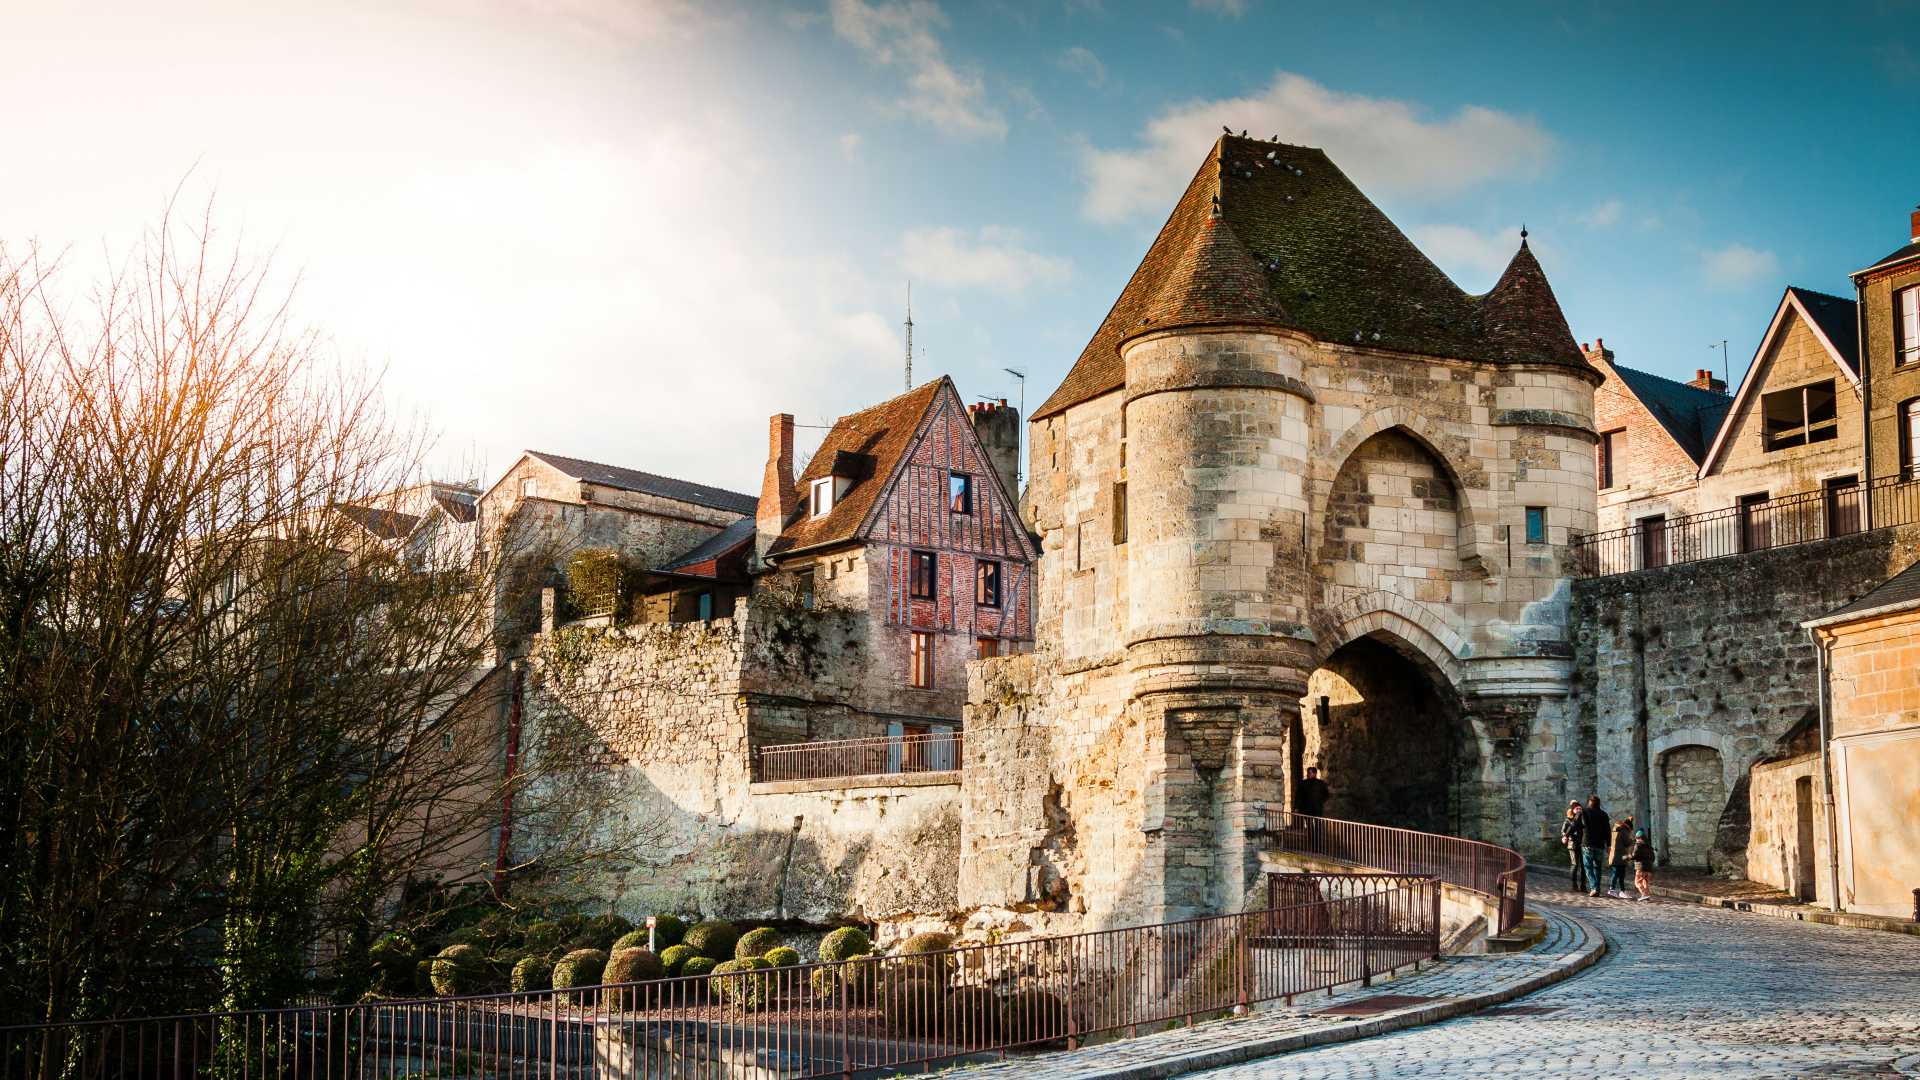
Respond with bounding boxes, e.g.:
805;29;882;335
962;135;1601;929
1856;206;1920;502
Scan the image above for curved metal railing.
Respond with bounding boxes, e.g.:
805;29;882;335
1271;812;1527;933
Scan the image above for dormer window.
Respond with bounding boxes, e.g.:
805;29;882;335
1761;380;1838;451
810;477;835;517
949;472;973;514
521;477;537;498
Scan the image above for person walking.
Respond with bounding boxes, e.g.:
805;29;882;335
1579;796;1612;898
1607;814;1636;898
1629;828;1657;901
1293;766;1331;817
1560;801;1587;891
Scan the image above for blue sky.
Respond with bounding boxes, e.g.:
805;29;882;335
5;1;1916;492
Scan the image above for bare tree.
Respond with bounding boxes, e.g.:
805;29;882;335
0;206;650;1026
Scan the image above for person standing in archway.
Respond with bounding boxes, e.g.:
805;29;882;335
1580;796;1613;898
1294;766;1331;817
1561;802;1586;891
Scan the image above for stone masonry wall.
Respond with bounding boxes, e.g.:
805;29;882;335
515;600;959;929
1570;521;1920;873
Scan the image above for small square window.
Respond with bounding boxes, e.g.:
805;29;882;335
910;631;935;688
976;560;1001;607
440;730;456;752
977;637;1000;660
949;472;973;514
1524;506;1546;545
798;569;816;609
910;551;937;600
810;477;835;518
521;477;537;498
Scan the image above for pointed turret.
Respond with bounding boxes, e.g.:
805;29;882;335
1476;235;1586;366
1129;194;1290;339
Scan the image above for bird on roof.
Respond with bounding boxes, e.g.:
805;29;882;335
1222;125;1231;134
1240;129;1247;136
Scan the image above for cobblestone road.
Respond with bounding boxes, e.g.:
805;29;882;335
1190;881;1920;1079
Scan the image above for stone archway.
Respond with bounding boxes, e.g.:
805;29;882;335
1296;628;1477;836
1659;744;1727;868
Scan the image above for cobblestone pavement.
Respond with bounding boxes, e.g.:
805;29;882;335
945;903;1601;1080
1191;880;1920;1079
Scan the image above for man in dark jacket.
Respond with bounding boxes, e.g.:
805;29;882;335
1560;801;1586;890
1293;767;1330;817
1580;796;1612;897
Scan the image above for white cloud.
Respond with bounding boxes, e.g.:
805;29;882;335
830;0;1006;139
1190;0;1250;16
838;132;863;160
901;226;1071;292
1079;71;1554;224
1059;45;1106;88
1406;224;1535;290
1702;244;1780;289
1580;198;1623;228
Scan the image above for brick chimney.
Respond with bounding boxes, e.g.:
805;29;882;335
1911;204;1920;243
757;413;796;558
1686;368;1729;394
1582;336;1613;367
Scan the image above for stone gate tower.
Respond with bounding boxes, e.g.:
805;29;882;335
960;136;1600;930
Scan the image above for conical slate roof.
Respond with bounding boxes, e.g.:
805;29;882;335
1035;135;1590;418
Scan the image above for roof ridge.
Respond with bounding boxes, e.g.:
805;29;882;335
1785;284;1854;305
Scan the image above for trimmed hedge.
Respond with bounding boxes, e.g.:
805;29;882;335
734;927;780;961
947;986;1000;1042
708;958;772;1009
429;944;485;997
683;921;739;961
659;944;698;977
876;970;944;1035
763;946;801;967
611;929;651;954
510;956;553;993
1000;988;1070;1045
651;914;687;950
552;948;609;1002
680;956;718;978
522;920;566;955
605;947;664;985
818;927;871;963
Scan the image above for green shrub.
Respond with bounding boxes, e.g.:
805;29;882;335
556;913;593;948
584;914;635;951
876;970;944;1035
659;944;697;976
510;956;553;993
565;548;633;619
734;927;780;960
412;959;434;996
612;929;651;954
522;920;565;955
818;927;871;963
680;956;718;978
651;914;687;949
368;933;417;996
1000;988;1070;1045
838;955;880;1003
605;947;665;984
807;965;841;1001
429;944;485;997
708;958;772;1009
552;948;609;1002
763;946;801;967
947;986;1000;1043
897;931;957;977
683;920;739;961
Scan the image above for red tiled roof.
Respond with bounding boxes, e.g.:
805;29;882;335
1035;135;1589;419
765;379;945;558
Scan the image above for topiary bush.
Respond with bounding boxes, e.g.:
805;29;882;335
763;946;801;967
522;920;566;956
876;970;945;1035
807;965;841;1001
838;955;880;1003
659;944;697;976
605;947;665;984
818;926;872;963
897;931;957;977
708;958;772;1009
680;955;718;978
612;929;651;954
429;944;485;997
734;927;780;961
584;914;634;951
1000;988;1070;1045
946;986;1001;1043
552;948;609;1002
683;920;739;961
511;955;553;993
368;933;417;996
651;914;687;949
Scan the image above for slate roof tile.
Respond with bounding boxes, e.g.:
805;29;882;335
766;379;945;558
528;451;757;515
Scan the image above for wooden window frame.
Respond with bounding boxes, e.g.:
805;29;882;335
1903;398;1920;479
810;477;834;518
948;471;973;515
1598;429;1623;490
976;637;1000;660
1112;481;1128;544
976;560;1001;608
909;550;937;600
1760;380;1839;452
1824;474;1860;537
1737;492;1771;553
1524;506;1547;545
1897;285;1919;368
909;631;935;689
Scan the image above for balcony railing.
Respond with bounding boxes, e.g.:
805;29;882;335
754;731;963;783
1571;474;1920;578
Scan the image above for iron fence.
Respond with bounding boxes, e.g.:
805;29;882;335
1570;473;1920;578
1;875;1438;1080
1271;813;1526;934
754;731;963;783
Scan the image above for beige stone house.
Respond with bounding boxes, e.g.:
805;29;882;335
1857;206;1920;506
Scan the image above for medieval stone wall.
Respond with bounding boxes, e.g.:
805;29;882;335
513;600;960;929
1569;521;1920;871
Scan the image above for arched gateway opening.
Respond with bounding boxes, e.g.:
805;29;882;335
1294;634;1475;836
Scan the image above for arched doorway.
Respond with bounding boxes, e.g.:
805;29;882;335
1295;633;1475;835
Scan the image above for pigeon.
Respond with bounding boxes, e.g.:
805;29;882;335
1222;125;1232;134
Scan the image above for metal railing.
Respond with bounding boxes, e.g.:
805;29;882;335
754;731;963;783
2;875;1437;1080
1571;474;1920;578
1271;813;1526;934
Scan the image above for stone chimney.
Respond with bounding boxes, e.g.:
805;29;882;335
968;398;1021;498
1686;368;1729;395
757;413;796;557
